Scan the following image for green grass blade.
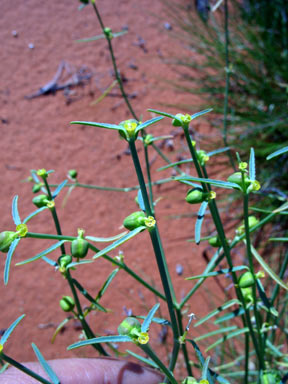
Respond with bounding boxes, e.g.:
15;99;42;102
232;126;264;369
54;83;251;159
92;226;146;259
249;243;288;291
194;326;238;342
12;195;21;226
70;121;122;131
195;201;208;245
16;240;67;266
96;268;119;301
205;328;249;352
67;335;131;350
194;299;241;327
52;180;68;199
136;117;164;132
31;343;60;384
4;238;20;285
147;108;177;120
0;314;25;346
141;303;160;332
175;176;240;190
186;266;249;280
190;108;213;120
249;148;256;181
267;146;288;160
86;231;127;243
126;350;158;369
23;207;48;224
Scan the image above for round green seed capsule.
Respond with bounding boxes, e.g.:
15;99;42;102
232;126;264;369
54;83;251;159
32;194;49;208
240;286;253;304
59;296;75;312
239;271;255;288
117;317;141;336
68;169;77;179
123;211;146;230
32;183;42;193
208;236;222;247
58;254;72;268
71;230;89;259
227;172;251;190
0;231;16;253
185;188;205;204
261;371;281;384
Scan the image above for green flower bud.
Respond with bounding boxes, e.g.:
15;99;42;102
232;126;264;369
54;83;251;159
37;169;48;179
182;377;198;384
117;317;141;336
123;211;145;230
240;286;253;304
196;150;209;166
104;27;113;40
185;188;205;204
227;172;251;190
32;183;42;193
59;296;75;312
68;169;77;179
236;216;259;235
0;231;16;253
32;194;49;208
208;235;222;247
144;134;153;146
119;119;139;140
58;254;72;268
261;371;281;384
71;229;89;259
238;271;255;288
172;113;191;127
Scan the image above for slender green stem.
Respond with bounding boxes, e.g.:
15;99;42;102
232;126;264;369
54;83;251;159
151;143;183;175
129;139;179;340
243;193;265;370
25;232;166;301
91;2;138;120
0;353;52;384
139;344;178;384
176;309;193;377
144;144;154;213
244;332;249;384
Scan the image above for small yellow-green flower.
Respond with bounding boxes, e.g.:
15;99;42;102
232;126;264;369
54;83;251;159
239;162;248;171
47;201;55;209
37;168;48;178
16;223;28;238
138;332;149;344
208;191;216;200
0;343;3;353
144;216;156;228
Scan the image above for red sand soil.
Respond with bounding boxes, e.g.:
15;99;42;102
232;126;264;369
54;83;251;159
0;0;226;378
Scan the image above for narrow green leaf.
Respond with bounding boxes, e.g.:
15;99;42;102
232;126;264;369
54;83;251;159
72;278;107;312
76;30;127;43
52;180;68;199
195;201;208;245
137;189;145;212
135;316;170;326
66;260;94;269
194;326;238;342
147;108;178;120
158;158;193;171
175;176;240;190
249;148;256;181
0;363;9;374
207;147;230;156
23;207;48;224
31;343;60;384
136;116;164;132
186;266;249;280
273;201;288;213
249;243;288;291
0;314;25;346
96;268;119;301
4;238;20;285
16;240;67;266
194;299;241;327
126;350;158;369
202;356;211;380
86;231;127;243
187;339;214;384
51;317;73;344
92;226;146;259
141;303;160;332
42;256;58;267
12;196;21;226
30;171;40;184
214;307;246;324
68;335;131;350
269;237;288;242
205;328;249;352
190;108;213;120
256;280;278;317
267;146;288;160
266;340;284;358
70;121;122;131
